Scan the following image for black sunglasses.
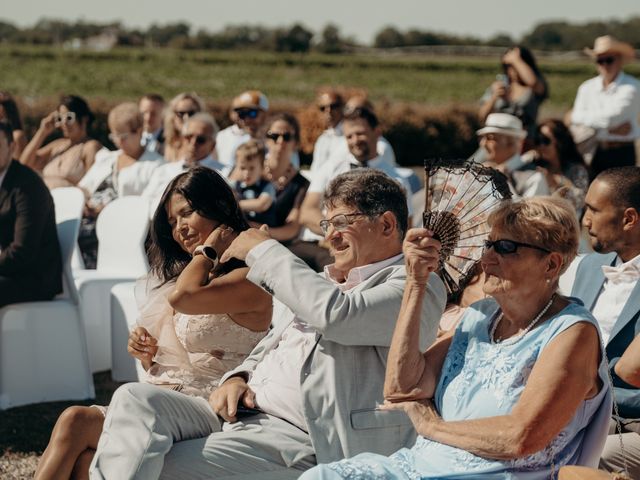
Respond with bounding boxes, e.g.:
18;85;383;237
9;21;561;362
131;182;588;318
266;131;294;142
596;56;616;66
319;103;342;113
175;109;197;119
234;108;259;120
484;239;551;255
184;134;209;145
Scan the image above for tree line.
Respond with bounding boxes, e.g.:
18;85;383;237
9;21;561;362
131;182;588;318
0;16;639;53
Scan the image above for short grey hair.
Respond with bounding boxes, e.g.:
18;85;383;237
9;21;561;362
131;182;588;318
183;112;220;139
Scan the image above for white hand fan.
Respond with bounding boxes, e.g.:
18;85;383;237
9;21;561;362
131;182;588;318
423;159;512;294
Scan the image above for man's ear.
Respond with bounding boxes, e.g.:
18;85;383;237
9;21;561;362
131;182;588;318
622;207;639;231
379;211;398;237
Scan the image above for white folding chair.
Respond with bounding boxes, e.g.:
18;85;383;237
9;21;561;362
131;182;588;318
0;187;94;409
74;196;150;373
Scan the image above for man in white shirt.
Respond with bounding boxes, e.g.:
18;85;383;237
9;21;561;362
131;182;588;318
216;90;269;170
142;113;228;213
89;169;447;479
477;113;549;198
571;35;640;178
138;94;165;154
569;167;640;476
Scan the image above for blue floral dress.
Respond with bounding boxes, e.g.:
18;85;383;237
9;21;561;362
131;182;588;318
301;299;609;480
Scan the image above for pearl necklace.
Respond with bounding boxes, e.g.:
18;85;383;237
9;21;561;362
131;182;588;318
490;294;556;346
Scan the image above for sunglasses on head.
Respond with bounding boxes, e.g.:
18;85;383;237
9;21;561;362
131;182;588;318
319;103;342;113
184;134;210;145
266;131;294;142
484;239;551;255
234;108;259;120
175;110;197;119
596;56;616;66
54;111;76;127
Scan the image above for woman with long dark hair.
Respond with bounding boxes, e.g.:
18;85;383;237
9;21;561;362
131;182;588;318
0;92;28;158
479;46;548;147
20;94;102;189
35;166;271;480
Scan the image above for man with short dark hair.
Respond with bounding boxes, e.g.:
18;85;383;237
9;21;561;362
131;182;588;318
139;94;165;154
0;121;62;307
89;169;447;479
570;166;640;476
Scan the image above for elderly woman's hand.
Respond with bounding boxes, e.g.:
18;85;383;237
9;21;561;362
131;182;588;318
403;228;441;285
380;398;442;438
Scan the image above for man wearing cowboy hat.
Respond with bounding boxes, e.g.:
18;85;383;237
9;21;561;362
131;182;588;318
571;35;639;178
477;112;550;198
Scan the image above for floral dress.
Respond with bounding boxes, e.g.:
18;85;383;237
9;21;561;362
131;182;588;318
301;299;609;480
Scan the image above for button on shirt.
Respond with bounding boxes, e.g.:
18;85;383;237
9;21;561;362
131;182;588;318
245;239;403;431
571;72;640;142
592;253;640;345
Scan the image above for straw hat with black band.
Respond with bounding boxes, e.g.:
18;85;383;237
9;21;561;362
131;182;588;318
584;36;636;63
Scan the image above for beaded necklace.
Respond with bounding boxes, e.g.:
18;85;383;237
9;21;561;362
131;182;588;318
490;294;556;346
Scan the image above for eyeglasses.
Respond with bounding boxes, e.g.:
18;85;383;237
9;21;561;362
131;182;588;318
184;134;210;145
535;133;552;146
266;131;294;143
319;103;342;113
484;239;551;255
175;110;197;120
234;108;259;120
54;111;76;127
319;212;368;235
596;56;617;66
108;132;133;143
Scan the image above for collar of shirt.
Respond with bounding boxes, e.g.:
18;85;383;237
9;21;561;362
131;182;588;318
602;252;640;284
502;153;524;173
324;252;403;291
326;121;344;137
598;71;625;93
348;154;383;169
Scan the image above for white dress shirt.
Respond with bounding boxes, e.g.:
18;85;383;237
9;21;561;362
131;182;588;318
245;239;402;431
141;155;230;214
592;253;640;344
502;153;550;199
215;125;251;170
571;71;640;142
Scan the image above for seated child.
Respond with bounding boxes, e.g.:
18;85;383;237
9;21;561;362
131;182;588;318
231;139;277;226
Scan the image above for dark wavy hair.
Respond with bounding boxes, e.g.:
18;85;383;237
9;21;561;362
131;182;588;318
60;94;95;127
503;46;548;99
0;92;24;130
537;119;587;173
148;166;249;282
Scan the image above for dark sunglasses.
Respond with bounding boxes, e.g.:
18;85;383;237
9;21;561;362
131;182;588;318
535;133;552;146
175;110;197;119
184;134;209;145
266;131;294;142
596;56;616;66
319;102;342;113
484;239;551;255
234;108;259;120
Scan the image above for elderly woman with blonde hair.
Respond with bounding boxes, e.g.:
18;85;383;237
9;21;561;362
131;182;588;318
302;196;611;479
163;92;206;162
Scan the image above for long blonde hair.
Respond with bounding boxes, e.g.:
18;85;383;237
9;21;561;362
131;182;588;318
163;92;205;161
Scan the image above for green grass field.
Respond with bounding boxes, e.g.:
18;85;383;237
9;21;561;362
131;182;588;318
3;45;639;112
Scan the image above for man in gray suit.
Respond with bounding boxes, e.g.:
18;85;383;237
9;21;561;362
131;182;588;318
570;166;640;476
90;169;446;479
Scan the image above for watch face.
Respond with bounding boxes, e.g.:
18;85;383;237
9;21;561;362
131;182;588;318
202;246;218;261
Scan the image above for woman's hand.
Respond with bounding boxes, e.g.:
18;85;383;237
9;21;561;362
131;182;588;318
491;80;509;99
380;398;442;437
127;326;158;370
39;111;58;136
204;224;237;257
502;47;521;65
403;228;441;285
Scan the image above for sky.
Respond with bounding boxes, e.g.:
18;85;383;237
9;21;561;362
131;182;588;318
3;0;640;44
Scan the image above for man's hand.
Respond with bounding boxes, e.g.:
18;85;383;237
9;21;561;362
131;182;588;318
403;228;441;285
220;225;271;263
208;376;256;423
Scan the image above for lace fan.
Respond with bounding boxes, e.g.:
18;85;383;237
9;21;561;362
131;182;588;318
423;159;512;294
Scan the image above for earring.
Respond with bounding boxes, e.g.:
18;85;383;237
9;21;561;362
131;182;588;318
545;278;551;284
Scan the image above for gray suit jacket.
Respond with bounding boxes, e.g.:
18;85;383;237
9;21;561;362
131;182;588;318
572;252;640;418
220;242;447;464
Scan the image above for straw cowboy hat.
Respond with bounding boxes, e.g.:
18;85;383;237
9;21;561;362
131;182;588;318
584;35;636;62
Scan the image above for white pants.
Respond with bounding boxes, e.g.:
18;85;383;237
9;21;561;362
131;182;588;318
89;383;315;479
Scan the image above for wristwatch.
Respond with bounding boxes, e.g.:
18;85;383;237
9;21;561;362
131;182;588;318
192;245;219;269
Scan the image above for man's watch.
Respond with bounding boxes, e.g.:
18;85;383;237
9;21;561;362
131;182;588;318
192;245;219;269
